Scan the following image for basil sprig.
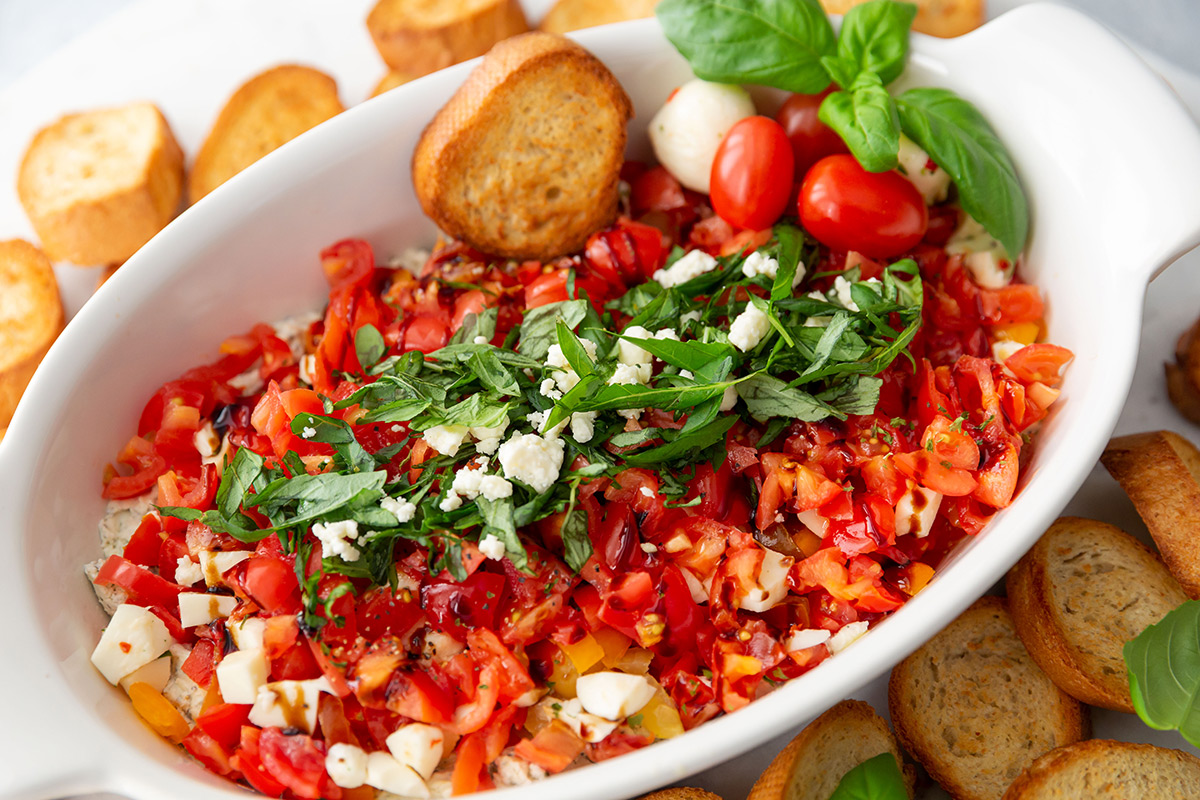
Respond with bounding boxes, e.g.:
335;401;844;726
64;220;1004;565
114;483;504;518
829;752;909;800
656;0;1030;255
1124;600;1200;746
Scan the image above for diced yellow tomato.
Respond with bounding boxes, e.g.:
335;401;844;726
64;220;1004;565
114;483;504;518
991;321;1040;345
593;628;632;669
127;682;191;743
791;527;823;557
640;690;685;739
559;633;605;674
898;563;936;596
546;648;579;699
723;654;762;682
613;647;653;675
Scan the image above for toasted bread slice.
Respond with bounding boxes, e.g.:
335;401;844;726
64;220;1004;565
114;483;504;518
0;240;64;428
1006;517;1187;712
638;790;723;800
370;70;418;99
539;0;661;34
748;699;911;800
1101;430;1200;598
367;0;528;77
17;103;184;265
188;65;343;204
412;32;632;260
889;596;1086;800
819;0;983;38
1002;739;1200;799
1167;320;1200;423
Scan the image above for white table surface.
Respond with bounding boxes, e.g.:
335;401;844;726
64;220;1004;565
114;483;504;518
3;1;1200;799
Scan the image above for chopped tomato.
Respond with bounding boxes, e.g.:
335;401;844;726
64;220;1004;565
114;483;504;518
1003;343;1074;387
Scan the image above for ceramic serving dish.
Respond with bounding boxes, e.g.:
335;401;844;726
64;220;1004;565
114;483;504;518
4;5;1200;799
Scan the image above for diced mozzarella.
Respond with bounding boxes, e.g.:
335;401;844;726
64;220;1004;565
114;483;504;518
796;509;828;537
326;743;369;789
421;631;465;661
739;548;795;613
895;481;943;538
575;672;656;721
193;422;220;458
299;354;316;385
366;752;430;797
386;723;445;780
648;79;756;193
728;303;771;352
178;592;239;628
828;620;870;654
199;550;251;587
784;627;832;653
946;213;1013;288
228;617;266;651
175;556;203;586
497;433;565;493
91;603;173;685
536;697;619;743
312;519;361;562
118;654;172;693
653;249;718;289
478;534;507;561
248;677;331;734
897;134;952;204
422;425;469;457
992;340;1026;366
215;648;268;705
381;495;417;524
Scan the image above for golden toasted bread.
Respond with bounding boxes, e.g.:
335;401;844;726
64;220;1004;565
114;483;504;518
539;0;661;34
1006;517;1187;712
0;240;64;428
819;0;983;38
367;0;528;77
1002;739;1200;799
412;32;632;260
1101;430;1200;598
748;699;911;800
889;596;1086;800
638;790;723;800
1166;318;1200;423
370;70;418;99
188;65;343;204
17;103;184;265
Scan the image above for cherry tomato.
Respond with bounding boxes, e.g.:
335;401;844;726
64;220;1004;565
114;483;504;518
775;90;849;179
524;268;610;310
709;116;794;231
799;155;928;259
401;314;450;354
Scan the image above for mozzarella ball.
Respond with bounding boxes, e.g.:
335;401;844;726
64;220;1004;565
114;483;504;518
648;80;756;193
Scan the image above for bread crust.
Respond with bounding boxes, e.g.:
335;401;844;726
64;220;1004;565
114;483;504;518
538;0;661;34
638;790;723;800
412;32;632;260
819;0;983;38
17;103;184;265
188;65;343;204
367;0;529;76
1006;516;1187;712
1002;739;1200;799
888;596;1086;800
1101;430;1200;598
0;240;64;428
369;70;418;99
748;699;911;800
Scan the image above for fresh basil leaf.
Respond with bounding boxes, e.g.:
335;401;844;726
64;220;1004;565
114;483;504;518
1125;600;1200;746
819;73;900;172
657;0;836;93
738;373;842;422
249;471;387;529
354;324;386;370
820;55;860;91
574;380;736;415
157;505;203;522
432;394;510;430
561;506;592;573
477;497;529;572
836;0;917;86
829;752;908;800
609;428;666;448
621;336;736;383
518;300;588;361
623;415;737;466
215;448;264;519
771;224;806;302
556;319;597;378
360;397;432;423
826;375;883;415
802;311;856;377
449;306;498;346
289;413;375;473
896;88;1028;257
467;350;521;396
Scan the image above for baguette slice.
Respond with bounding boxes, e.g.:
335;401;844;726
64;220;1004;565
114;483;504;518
889;596;1086;800
188;65;343;204
17;103;184;265
748;699;911;800
0;240;64;428
369;70;418;99
638;790;723;800
1101;430;1200;598
819;0;983;38
1002;739;1200;799
539;0;661;34
412;32;632;260
1006;517;1187;712
367;0;528;77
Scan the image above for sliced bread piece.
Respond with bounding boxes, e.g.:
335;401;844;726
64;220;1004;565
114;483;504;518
819;0;983;38
889;596;1086;800
1002;739;1200;799
369;69;418;99
638;790;723;800
1006;516;1187;712
0;240;64;428
412;32;632;260
539;0;661;34
367;0;528;77
748;699;912;800
188;65;343;204
1101;430;1200;598
17;103;184;265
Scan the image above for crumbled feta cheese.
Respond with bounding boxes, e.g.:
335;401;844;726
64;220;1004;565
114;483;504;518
784;627;832;652
681;310;702;324
91;603;172;685
828;620;870;654
175;556;203;586
617;325;654;367
451;464;486;499
470;420;508;455
653;249;718;288
539;378;563;400
300;426;317;440
947;214;1013;288
497;433;565;493
639;486;655;498
570;411;597;443
439;493;463;512
494;753;548;787
897;134;951;204
422;425;469;457
479;475;514;501
479;534;507;561
741;251;778;279
545;340;598;398
312;519;362;562
833;275;859;312
720;385;739;411
381;495;417;523
618;408;644;421
326;743;369;789
608;362;650;386
728;303;771;352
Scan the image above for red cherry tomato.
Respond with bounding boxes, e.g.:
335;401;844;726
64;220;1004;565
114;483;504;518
775;90;849;179
709;116;795;231
799;155;928;259
401;315;450;354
